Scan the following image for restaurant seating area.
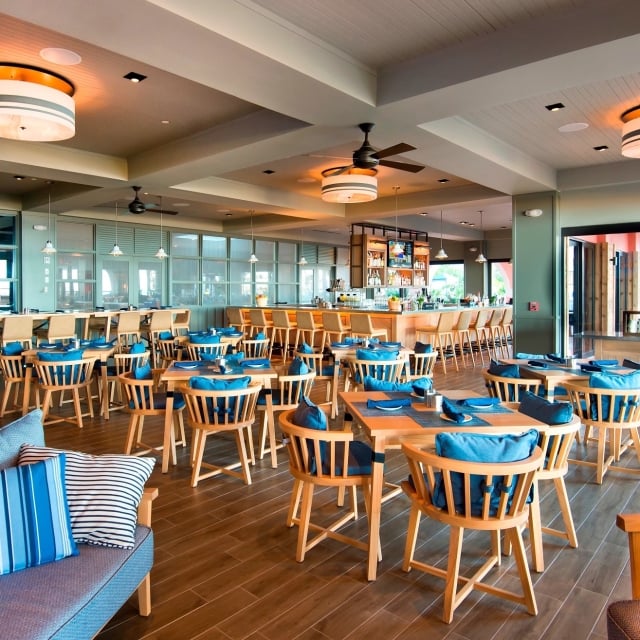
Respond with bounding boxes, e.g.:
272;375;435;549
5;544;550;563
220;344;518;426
2;308;640;639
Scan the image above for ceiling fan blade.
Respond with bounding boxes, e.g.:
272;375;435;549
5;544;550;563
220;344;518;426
371;142;415;160
146;208;179;216
379;159;424;173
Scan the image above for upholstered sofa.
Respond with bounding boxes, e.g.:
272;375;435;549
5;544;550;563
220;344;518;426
0;409;157;640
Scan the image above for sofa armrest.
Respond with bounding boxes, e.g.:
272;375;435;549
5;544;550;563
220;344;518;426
137;487;159;528
617;513;640;599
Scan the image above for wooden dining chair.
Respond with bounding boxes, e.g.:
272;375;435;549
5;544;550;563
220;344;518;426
279;407;374;563
171;309;191;336
400;437;542;623
295;350;337;418
0;353;28;417
345;357;405;393
405;351;438;381
185;341;226;361
181;381;262;487
483;371;544;402
240;337;271;359
106;350;150;409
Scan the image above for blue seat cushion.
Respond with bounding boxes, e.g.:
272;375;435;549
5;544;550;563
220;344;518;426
0;409;45;470
589;370;640;420
151;392;185;411
518;390;574;424
0;454;77;574
129;342;146;354
433;429;539;517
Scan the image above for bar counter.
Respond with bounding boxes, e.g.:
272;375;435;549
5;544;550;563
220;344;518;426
229;304;511;343
576;331;640;361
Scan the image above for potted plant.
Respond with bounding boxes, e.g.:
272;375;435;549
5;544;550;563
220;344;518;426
255;293;268;307
388;295;401;312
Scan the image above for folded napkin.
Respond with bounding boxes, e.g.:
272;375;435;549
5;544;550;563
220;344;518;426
589;359;618;367
379;341;402;348
546;353;565;363
528;360;549;368
241;358;271;367
457;397;500;408
442;398;468;423
580;363;602;372
516;352;546;359
174;361;202;369
366;398;411;409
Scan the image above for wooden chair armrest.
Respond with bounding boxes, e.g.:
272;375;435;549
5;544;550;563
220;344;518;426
618;513;640;599
137;487;159;527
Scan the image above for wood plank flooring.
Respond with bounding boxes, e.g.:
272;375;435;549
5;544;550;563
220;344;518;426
19;360;640;640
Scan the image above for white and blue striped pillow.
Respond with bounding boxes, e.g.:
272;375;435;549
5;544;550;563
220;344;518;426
0;454;77;575
18;446;155;549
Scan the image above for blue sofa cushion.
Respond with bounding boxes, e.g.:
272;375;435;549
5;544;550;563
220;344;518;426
0;454;77;575
433;429;539;516
518;390;574;425
0;409;45;470
18;446;155;549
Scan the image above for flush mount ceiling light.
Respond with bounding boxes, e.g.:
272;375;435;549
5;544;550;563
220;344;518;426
41;189;56;254
545;102;565;111
321;167;377;203
435;210;448;260
109;201;123;256
621;106;640;158
0;64;75;141
475;210;487;263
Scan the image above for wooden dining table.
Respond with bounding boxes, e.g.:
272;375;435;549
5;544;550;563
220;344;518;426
339;389;548;581
158;359;278;473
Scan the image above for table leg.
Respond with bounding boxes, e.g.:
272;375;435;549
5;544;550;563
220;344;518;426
161;382;175;473
367;438;385;581
98;360;110;420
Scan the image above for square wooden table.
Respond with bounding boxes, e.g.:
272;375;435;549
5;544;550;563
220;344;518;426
339;389;547;581
158;359;277;473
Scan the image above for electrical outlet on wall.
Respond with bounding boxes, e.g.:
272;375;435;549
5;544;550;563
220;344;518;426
528;301;539;311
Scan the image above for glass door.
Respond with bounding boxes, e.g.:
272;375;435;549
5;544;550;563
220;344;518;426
99;258;165;309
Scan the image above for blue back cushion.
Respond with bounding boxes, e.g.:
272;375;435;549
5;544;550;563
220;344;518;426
2;341;23;355
589;370;640;420
433;429;539;516
518;390;574;425
488;359;520;378
288;357;309;375
0;409;45;470
299;343;314;354
37;349;86;384
356;348;398;361
188;375;250;416
414;341;433;354
130;342;146;354
0;454;77;574
133;362;153;380
363;376;414;393
292;396;327;474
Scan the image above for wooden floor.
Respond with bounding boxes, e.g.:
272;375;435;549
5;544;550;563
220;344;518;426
23;358;640;640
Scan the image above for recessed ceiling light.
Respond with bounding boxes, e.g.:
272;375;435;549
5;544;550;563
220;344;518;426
545;102;565;111
437;178;449;183
123;71;147;83
418;212;428;216
593;145;608;151
161;120;170;125
13;175;25;180
559;122;589;133
263;169;275;174
40;47;82;65
458;221;468;225
225;213;232;217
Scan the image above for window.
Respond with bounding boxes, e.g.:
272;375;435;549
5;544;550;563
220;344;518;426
489;260;513;302
429;262;464;302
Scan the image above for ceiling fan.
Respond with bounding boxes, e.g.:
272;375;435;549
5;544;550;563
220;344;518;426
128;186;178;215
322;123;424;177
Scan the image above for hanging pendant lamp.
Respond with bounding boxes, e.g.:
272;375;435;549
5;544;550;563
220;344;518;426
109;201;123;256
390;186;404;255
248;209;258;263
297;228;307;265
41;190;56;254
475;210;487;263
155;196;167;259
435;210;447;259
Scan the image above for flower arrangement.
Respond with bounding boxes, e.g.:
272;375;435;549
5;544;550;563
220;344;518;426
255;293;268;307
387;295;401;311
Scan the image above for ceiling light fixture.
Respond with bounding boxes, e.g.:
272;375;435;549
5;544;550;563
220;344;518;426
155;197;167;259
390;186;404;255
435;210;448;260
475;210;487;263
297;228;307;265
248;209;258;263
545;102;565;111
41;189;56;254
123;71;147;83
321;167;377;203
109;201;123;256
0;64;75;141
621;106;640;158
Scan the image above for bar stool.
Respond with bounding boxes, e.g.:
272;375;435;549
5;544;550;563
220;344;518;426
469;307;492;366
271;309;296;362
486;307;505;359
321;311;351;349
114;310;142;352
349;314;388;342
498;306;513;357
453;309;475;367
172;309;191;336
294;311;323;350
415;312;458;373
248;308;273;339
227;307;249;334
35;314;77;346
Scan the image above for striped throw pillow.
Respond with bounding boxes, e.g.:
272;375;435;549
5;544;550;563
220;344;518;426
18;446;155;549
0;454;77;574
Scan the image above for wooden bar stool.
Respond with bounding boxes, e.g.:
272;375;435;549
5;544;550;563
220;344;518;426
226;307;249;335
453;309;475;367
321;311;351;349
294;311;323;350
415;312;458;373
468;308;492;366
271;309;296;362
349;314;387;342
248;308;273;339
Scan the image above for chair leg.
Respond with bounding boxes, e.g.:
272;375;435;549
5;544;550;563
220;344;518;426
443;526;465;624
528;479;544;572
402;504;422;572
549;476;578;548
287;478;303;527
296;482;314;562
506;526;538;616
235;429;252;485
137;573;152;617
190;426;207;487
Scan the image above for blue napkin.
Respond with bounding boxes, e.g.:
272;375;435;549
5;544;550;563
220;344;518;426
528;360;549;368
580;363;602;372
516;352;546;359
442;398;467;423
366;398;411;409
241;358;271;367
589;359;618;367
546;353;565;363
457;397;500;408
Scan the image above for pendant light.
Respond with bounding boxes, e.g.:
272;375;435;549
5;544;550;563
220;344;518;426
435;210;448;259
154;196;167;259
390;185;403;255
297;228;307;265
475;210;487;263
41;189;56;254
248;209;258;263
109;201;123;256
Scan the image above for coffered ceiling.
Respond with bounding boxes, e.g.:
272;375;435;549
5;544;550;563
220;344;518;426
1;0;640;245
